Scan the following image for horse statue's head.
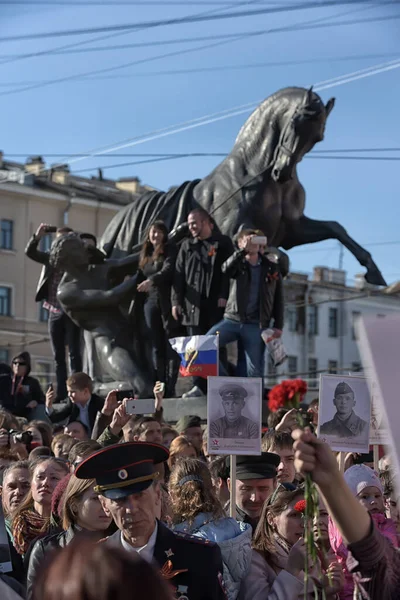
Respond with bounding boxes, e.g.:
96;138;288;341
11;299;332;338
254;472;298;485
232;86;335;183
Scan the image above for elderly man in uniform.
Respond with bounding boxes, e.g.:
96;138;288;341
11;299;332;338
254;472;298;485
210;383;259;439
225;453;280;530
320;381;368;438
75;441;226;600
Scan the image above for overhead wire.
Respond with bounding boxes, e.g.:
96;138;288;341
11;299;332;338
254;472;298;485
68;153;400;174
0;0;393;43
0;8;397;78
5;147;400;158
0;2;388;93
0;0;265;67
2;55;399;186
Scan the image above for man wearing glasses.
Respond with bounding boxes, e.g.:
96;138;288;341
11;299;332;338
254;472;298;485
210;383;258;439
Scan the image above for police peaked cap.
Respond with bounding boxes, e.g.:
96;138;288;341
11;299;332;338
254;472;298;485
219;383;248;398
227;453;280;480
75;441;168;500
334;382;354;397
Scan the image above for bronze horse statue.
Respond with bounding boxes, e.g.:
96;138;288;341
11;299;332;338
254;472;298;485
101;86;386;287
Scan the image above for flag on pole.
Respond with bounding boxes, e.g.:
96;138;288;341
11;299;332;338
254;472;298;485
169;335;218;379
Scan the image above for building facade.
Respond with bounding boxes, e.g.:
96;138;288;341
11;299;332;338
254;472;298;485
266;266;400;396
0;154;151;388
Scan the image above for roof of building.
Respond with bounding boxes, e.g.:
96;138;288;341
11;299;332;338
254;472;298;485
0;153;153;207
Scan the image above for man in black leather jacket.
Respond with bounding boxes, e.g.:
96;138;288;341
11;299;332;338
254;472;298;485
25;223;82;401
207;230;284;378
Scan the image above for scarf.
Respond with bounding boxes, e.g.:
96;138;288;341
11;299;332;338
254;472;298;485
12;509;50;555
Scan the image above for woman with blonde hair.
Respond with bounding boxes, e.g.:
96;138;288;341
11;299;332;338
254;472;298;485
167;435;197;470
26;474;113;598
11;457;69;557
169;458;252;600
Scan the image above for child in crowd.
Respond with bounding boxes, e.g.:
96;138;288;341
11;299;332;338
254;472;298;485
329;464;398;600
380;469;400;542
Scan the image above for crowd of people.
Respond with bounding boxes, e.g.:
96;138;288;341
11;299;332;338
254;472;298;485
23;212;283;403
0;217;394;599
0;379;396;599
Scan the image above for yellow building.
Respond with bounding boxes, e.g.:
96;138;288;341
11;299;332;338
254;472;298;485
0;153;151;388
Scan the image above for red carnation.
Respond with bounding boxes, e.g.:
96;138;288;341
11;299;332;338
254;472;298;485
294;500;306;514
267;379;308;412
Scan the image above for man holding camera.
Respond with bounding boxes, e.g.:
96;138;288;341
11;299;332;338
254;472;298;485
207;230;284;378
25;223;82;401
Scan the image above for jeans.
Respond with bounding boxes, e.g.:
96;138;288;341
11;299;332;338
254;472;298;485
207;318;265;378
143;295;169;383
48;311;82;400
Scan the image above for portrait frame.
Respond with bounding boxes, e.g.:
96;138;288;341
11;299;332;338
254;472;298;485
207;376;262;456
317;373;371;453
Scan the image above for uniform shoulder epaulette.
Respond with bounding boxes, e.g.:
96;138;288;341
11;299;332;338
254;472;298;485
173;531;216;547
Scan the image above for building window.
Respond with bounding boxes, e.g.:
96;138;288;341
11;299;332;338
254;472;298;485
308;305;319;336
40;233;53;253
352;311;361;340
288;356;298;378
328;360;338;374
35;361;52;390
39;304;49;323
352;362;362;372
0;286;11;316
0;220;13;250
0;348;9;363
328;307;338;338
308;358;318;388
286;306;297;332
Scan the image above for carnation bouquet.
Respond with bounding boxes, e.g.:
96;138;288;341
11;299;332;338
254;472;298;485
268;378;308;412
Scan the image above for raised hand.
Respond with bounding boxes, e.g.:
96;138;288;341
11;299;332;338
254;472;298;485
102;390;119;417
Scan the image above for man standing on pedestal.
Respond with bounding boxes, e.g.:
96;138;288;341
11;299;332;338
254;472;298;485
75;441;227;600
25;223;82;401
171;209;233;399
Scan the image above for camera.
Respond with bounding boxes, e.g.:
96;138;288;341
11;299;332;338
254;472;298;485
9;430;33;446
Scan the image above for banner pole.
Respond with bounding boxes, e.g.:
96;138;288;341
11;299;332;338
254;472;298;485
373;445;379;472
230;455;237;518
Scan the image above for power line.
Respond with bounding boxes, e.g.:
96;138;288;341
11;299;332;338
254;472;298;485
0;0;285;4
0;9;393;96
2;57;400;182
0;1;392;43
67;153;400;174
0;10;397;69
5;148;400;158
0;0;262;67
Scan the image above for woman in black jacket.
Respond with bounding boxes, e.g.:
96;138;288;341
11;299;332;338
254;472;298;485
136;220;179;395
10;353;45;419
26;474;112;598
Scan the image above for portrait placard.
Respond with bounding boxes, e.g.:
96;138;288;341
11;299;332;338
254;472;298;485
317;374;371;453
207;376;262;456
369;379;390;446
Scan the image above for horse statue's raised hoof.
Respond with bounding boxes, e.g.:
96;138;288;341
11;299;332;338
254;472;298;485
364;262;387;287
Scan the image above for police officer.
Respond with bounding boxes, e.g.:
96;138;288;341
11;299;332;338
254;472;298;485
210;383;259;439
320;381;368;438
75;442;226;600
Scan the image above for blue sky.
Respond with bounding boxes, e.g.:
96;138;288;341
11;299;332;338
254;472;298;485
1;0;400;285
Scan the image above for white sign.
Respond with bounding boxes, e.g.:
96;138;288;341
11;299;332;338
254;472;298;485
207;376;262;456
357;316;400;489
125;398;155;415
317;374;371;453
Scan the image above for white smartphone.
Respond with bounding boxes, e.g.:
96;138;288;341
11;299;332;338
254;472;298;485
125;398;155;415
252;235;267;245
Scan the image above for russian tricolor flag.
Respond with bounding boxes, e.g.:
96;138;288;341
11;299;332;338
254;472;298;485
169;335;218;379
